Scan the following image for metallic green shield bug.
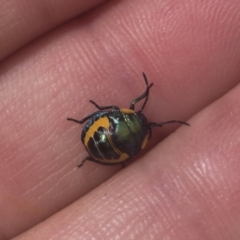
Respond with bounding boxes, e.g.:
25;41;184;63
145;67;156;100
67;73;189;167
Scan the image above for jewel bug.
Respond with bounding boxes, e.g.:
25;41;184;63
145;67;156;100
67;73;189;167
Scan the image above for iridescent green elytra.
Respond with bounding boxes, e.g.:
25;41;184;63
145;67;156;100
67;73;189;167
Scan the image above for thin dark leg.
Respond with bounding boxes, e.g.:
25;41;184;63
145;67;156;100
67;110;102;124
89;100;119;111
129;73;153;111
67;117;84;124
78;156;93;168
67;100;120;124
149;120;190;128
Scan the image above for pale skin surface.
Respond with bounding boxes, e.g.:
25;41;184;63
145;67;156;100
1;0;240;239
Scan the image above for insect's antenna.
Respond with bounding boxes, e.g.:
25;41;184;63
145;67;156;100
142;72;148;86
139;73;153;112
129;72;153;111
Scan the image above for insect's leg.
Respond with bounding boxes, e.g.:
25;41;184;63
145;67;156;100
129;73;153;111
89;100;120;111
149;120;190;128
78;156;93;168
67;110;102;124
67;100;121;124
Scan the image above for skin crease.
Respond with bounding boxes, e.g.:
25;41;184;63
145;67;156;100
0;0;240;239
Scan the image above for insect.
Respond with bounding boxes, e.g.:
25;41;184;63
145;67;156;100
67;73;189;167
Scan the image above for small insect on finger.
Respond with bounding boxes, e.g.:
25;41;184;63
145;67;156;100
67;73;189;167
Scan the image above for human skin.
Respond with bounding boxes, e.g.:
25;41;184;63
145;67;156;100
1;0;240;239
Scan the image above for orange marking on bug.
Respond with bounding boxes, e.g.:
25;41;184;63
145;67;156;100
84;116;110;146
141;133;149;149
120;108;135;114
90;152;129;164
84;116;130;163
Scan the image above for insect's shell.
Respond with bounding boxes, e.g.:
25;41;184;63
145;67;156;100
81;108;149;165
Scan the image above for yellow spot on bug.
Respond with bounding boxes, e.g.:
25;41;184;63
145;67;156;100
91;152;129;164
120;108;135;114
84;116;110;146
84;116;130;163
141;133;149;149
